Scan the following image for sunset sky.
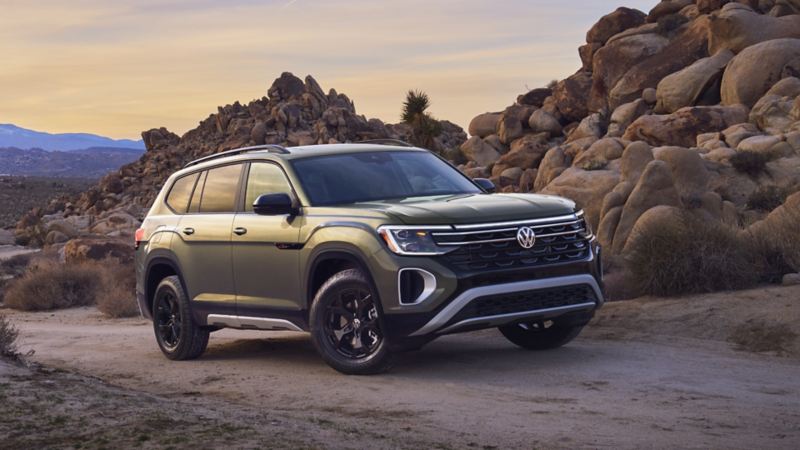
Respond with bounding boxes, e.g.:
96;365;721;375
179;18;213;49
1;0;657;140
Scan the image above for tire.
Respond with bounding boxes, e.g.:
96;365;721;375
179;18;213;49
152;275;209;360
309;268;392;375
499;319;584;351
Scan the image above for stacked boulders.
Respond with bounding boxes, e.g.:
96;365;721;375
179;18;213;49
458;1;800;259
16;73;467;246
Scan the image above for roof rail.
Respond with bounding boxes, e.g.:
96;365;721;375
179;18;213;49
358;138;414;147
183;144;290;168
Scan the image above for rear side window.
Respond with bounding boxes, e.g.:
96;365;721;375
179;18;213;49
166;173;199;213
244;163;292;211
198;164;242;213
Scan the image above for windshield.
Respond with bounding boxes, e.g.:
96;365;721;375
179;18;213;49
291;151;482;206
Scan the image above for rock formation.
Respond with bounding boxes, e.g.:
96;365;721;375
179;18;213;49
457;0;800;260
15;73;466;246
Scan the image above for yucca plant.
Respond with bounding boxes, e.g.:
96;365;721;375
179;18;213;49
401;90;442;150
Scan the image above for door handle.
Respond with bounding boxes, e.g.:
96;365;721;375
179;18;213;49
182;227;195;235
233;227;248;236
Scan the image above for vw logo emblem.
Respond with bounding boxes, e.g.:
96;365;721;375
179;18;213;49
516;226;536;249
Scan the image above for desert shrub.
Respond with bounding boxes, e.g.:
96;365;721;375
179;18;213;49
3;260;100;311
746;185;787;212
730;151;768;177
0;313;18;358
95;259;139;318
3;257;139;318
626;214;758;296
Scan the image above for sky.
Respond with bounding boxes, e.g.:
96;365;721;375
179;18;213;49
0;0;658;140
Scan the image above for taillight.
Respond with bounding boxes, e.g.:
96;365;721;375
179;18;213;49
134;228;145;250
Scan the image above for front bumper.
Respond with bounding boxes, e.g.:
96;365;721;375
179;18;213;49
376;242;604;341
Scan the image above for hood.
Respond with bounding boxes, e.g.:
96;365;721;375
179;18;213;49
354;193;577;225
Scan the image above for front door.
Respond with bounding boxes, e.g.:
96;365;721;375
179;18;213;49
232;162;303;318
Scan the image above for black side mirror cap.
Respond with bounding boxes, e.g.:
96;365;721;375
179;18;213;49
253;193;298;216
474;178;496;193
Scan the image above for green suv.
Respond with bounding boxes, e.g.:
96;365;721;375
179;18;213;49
135;142;603;374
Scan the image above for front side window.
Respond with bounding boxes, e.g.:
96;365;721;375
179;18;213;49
197;164;242;213
244;163;292;212
166;172;199;213
291;151;481;206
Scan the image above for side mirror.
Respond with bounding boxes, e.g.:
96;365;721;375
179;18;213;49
253;193;297;216
474;178;496;194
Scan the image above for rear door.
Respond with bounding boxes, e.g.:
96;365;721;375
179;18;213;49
231;161;303;317
171;163;244;319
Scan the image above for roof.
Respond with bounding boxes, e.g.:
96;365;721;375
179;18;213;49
182;141;426;170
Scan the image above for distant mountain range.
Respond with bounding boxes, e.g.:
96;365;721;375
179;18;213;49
0;123;144;151
0;146;143;178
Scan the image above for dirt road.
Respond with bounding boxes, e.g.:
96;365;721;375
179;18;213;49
5;286;800;449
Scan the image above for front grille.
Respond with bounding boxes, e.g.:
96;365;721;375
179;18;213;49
433;216;591;271
453;284;597;322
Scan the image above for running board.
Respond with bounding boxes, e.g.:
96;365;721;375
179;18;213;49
206;314;303;332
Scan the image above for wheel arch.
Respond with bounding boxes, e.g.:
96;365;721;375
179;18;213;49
305;246;382;316
144;252;187;317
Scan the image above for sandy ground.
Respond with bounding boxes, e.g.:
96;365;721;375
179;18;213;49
2;285;799;449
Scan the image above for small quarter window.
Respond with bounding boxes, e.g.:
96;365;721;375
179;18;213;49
166;173;199;213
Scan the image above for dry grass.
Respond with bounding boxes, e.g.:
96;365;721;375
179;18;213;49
729;321;798;355
746;185;788;212
730;151;768;177
626;214;758;296
95;259;139;318
3;257;138;318
4;260;99;311
0;313;18;358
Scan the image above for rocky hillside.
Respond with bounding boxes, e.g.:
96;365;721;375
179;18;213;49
459;0;800;260
14;73;465;245
0;147;142;178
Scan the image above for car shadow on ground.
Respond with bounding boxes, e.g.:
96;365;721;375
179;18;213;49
198;330;604;378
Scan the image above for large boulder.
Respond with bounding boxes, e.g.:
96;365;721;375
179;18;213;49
652;146;710;199
605;16;712;110
517;88;552;107
63;238;134;265
646;0;693;22
655;50;734;113
460;137;500;167
612;160;682;253
749;77;800;134
468;112;502;138
541;168;620;229
607;99;650;137
708;4;800;54
590;31;671;112
497;105;536;144
621;205;686;255
721;38;800;108
491;133;551;175
623;104;749;147
549;71;593;123
528;109;562;137
586;7;647;45
534;147;569;192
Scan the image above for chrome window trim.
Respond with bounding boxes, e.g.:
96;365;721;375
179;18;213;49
409;273;603;337
397;268;438;306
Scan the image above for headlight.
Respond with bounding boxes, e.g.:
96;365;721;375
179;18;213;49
577;210;593;239
377;226;453;256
